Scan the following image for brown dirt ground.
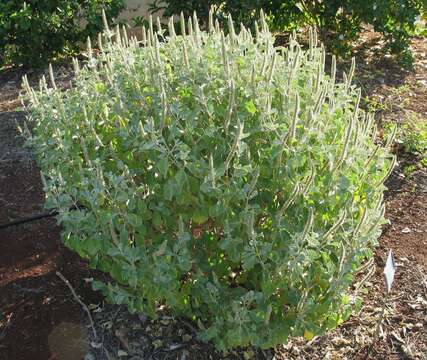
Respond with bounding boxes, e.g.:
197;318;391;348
0;67;104;360
0;31;426;360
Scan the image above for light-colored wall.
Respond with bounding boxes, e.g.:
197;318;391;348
117;0;162;22
117;0;164;39
78;1;160;46
80;1;160;30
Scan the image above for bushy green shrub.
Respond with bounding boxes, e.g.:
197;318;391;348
150;0;424;63
0;1;124;67
23;12;395;350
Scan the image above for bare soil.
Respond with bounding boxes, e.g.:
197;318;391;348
0;31;426;360
0;67;104;360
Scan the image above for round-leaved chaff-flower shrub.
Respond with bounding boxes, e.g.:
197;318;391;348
23;11;395;350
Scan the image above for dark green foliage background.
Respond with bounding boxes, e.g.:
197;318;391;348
150;0;425;63
0;0;124;67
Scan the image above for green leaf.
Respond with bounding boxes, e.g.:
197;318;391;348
303;329;314;340
244;100;257;115
175;168;187;190
163;181;175;201
158;157;169;178
153;240;168;257
127;213;142;228
153;212;163;229
192;210;208;225
242;249;257;271
91;280;107;291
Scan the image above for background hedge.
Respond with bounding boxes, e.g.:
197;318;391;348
0;0;124;67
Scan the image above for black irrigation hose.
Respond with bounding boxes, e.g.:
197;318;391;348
0;204;83;230
0;209;58;230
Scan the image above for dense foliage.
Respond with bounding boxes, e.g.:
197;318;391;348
150;0;424;63
24;12;394;350
0;0;124;67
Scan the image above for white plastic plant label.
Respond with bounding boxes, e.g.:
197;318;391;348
383;250;396;293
